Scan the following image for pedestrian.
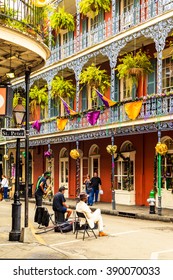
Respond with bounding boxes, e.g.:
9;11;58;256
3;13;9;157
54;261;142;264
84;174;92;205
1;175;9;200
90;171;102;205
35;171;51;206
52;186;73;221
76;192;108;237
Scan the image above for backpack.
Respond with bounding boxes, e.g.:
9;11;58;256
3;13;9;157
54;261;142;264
54;221;73;233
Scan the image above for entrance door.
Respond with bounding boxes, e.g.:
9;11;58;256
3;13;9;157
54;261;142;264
59;158;69;197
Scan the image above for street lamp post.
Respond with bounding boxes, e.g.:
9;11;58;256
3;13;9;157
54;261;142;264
9;98;25;241
157;125;162;216
111;133;116;210
24;69;30;228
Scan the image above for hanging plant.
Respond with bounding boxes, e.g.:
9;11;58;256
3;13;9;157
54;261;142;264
50;7;75;33
70;149;80;159
79;0;111;18
115;50;153;93
29;84;48;114
51;76;76;100
79;63;110;95
106;145;117;155
155;142;168;156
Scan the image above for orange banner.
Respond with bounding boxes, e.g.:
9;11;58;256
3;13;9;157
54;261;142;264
0;88;6;115
124;100;143;120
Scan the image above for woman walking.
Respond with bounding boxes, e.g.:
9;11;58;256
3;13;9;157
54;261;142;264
1;175;9;200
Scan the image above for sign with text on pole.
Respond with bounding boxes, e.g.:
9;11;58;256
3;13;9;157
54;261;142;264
1;128;25;138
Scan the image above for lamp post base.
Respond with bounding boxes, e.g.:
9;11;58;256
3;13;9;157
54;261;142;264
9;202;21;241
158;196;162;216
112;190;116;210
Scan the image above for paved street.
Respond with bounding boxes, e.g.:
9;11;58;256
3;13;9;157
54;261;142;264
1;200;173;260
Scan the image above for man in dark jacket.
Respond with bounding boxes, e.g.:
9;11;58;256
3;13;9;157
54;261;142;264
53;186;72;221
90;171;102;205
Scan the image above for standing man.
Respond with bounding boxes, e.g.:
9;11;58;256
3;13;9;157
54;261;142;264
90;171;102;205
53;186;72;222
35;171;51;206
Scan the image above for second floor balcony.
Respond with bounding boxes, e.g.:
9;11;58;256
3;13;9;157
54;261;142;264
28;93;173;138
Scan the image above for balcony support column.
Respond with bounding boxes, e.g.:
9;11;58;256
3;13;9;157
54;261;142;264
76;0;81;52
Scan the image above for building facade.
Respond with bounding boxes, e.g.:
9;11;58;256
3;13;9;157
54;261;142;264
2;0;173;208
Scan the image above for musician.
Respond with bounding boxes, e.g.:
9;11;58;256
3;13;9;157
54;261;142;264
35;171;51;206
53;186;72;221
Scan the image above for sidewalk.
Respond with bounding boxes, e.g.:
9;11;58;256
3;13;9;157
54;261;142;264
29;198;173;223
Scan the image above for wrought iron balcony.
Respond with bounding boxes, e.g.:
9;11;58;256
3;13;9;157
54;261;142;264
29;94;173;137
0;0;45;38
47;0;173;65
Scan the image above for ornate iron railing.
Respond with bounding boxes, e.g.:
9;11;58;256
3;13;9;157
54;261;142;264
47;0;173;64
29;94;173;136
0;0;45;37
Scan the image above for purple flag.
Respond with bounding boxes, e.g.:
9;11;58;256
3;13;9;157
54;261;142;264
87;111;100;125
32;120;41;132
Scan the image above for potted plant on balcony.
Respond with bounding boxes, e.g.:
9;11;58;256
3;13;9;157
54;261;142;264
79;0;111;18
115;49;153;96
51;76;76;99
79;63;110;94
29;85;48;119
50;7;75;34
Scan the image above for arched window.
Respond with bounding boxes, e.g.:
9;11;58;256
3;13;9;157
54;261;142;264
114;141;135;191
59;148;68;158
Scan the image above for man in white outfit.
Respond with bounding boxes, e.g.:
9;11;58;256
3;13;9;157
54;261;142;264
76;192;108;237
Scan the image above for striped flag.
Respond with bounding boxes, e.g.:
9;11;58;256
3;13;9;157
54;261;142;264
95;88;116;108
60;97;77;116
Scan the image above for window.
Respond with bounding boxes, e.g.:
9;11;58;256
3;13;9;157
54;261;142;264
120;78;136;101
160;137;173;190
89;10;104;45
121;0;134;29
162;57;173;92
114;141;135;191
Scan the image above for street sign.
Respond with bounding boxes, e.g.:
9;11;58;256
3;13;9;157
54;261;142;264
1;128;25;138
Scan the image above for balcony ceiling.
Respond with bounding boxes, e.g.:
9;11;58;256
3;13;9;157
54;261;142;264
0;26;50;83
56;0;76;15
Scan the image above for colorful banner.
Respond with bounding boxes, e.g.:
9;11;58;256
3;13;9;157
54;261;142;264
57;118;68;131
124;100;143;120
60;97;77;116
32;120;41;132
86;110;100;125
95;88;116;108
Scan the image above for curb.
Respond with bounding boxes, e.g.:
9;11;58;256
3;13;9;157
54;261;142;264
26;198;173;223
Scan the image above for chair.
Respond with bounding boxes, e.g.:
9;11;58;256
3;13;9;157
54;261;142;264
75;211;97;241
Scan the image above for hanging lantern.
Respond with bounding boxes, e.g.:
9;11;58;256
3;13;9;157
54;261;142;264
32;0;48;7
155;142;168;156
70;149;80;159
106;145;117;155
3;154;9;160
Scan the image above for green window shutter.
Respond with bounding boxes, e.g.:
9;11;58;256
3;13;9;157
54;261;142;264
114;72;120;102
147;59;156;95
68;31;74;55
134;0;140;25
50;98;59;117
82;85;87;111
98;9;104;41
82;18;88;48
114;0;120;33
69;98;73;109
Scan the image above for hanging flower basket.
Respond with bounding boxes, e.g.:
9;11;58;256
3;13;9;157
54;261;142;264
106;145;117;155
155;142;168;156
3;154;9;160
70;149;80;159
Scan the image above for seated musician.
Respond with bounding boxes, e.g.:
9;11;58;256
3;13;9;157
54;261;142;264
52;186;72;222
